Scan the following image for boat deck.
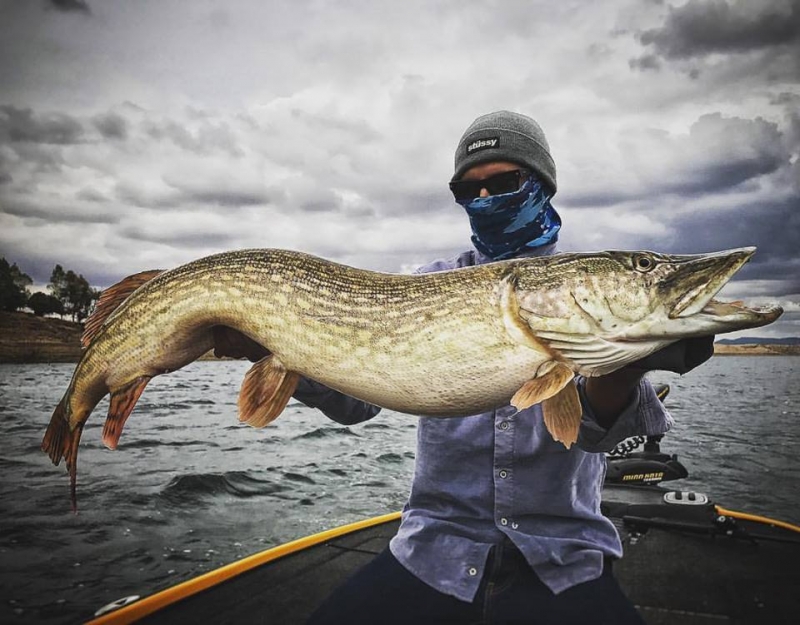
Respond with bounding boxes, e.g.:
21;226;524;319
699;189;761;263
92;483;800;624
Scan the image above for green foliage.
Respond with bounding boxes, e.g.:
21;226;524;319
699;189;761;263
28;291;65;317
48;264;100;322
0;257;32;312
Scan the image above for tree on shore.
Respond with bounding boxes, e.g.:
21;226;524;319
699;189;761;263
28;292;65;317
0;257;32;312
48;264;99;322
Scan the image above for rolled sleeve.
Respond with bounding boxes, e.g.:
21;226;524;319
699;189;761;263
293;377;382;425
576;376;673;453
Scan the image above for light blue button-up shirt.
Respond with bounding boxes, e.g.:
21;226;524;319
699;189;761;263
294;244;673;602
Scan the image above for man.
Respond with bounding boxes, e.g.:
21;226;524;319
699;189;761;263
215;111;713;624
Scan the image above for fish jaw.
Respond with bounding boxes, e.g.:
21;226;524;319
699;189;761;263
676;298;783;334
665;247;754;319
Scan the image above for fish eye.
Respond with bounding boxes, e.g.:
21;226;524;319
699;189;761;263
634;254;655;272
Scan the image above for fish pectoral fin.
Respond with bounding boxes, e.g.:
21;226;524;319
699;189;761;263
510;362;574;410
528;330;642;377
104;376;152;450
542;383;582;449
82;269;164;348
238;355;299;428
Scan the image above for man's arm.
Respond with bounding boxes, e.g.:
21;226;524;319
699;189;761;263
584;368;645;430
584;335;715;427
578;336;715;451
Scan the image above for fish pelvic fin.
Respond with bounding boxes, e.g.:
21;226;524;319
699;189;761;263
238;355;299;428
510;362;582;448
510;362;574;410
103;376;152;450
542;383;582;449
41;396;85;513
82;269;164;348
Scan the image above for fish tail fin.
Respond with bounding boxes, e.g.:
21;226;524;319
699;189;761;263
41;397;85;513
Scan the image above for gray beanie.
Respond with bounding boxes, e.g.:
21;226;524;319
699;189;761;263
452;110;557;194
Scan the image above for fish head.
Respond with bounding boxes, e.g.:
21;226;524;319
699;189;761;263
510;247;783;375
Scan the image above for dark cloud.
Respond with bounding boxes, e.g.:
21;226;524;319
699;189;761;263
182;189;272;208
638;0;800;59
48;0;91;15
0;105;84;145
629;53;662;71
665;113;787;195
0;197;119;224
161;174;277;208
119;225;237;249
8;142;66;172
0;150;12;184
114;181;180;209
559;189;636;210
75;187;108;202
92;112;128;140
607;196;800;289
144;118;242;156
563;113;791;208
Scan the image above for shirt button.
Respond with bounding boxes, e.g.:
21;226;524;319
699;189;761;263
499;421;510;431
500;518;508;526
511;522;519;530
499;470;508;479
468;567;478;576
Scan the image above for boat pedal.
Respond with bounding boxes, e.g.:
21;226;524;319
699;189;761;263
663;491;708;506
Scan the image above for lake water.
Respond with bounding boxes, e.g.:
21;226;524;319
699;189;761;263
0;357;797;624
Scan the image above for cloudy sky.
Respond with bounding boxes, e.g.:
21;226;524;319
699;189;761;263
1;0;798;338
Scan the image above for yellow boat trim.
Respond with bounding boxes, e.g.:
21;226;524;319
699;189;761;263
715;505;800;534
87;511;402;625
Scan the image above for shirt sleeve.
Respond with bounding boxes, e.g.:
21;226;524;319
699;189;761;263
575;376;673;453
292;377;382;426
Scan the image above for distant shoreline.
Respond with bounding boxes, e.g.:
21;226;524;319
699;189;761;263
1;311;798;364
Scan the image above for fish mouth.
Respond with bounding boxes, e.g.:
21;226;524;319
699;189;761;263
669;247;756;319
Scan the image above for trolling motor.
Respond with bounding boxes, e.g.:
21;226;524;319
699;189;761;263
604;384;689;486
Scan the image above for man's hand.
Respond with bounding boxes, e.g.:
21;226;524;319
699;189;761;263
212;326;270;362
626;335;715;375
585;336;715;427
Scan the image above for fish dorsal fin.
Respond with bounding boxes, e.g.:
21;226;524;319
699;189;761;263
239;355;299;428
542;383;582;449
103;376;152;450
82;269;164;348
510;362;574;410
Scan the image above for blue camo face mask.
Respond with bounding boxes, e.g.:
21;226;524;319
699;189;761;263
456;175;561;261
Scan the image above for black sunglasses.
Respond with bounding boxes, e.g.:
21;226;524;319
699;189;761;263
449;169;528;202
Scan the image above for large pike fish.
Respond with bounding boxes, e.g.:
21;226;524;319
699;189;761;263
43;247;781;509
